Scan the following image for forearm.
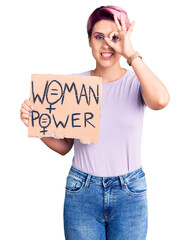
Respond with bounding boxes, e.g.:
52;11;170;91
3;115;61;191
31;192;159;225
40;137;69;155
125;53;170;110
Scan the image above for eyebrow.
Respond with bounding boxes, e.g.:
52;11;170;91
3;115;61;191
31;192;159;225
93;32;104;35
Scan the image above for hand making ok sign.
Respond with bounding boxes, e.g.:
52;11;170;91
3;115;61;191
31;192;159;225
104;14;136;59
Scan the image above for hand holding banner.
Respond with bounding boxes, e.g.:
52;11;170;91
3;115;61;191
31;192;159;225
28;74;103;144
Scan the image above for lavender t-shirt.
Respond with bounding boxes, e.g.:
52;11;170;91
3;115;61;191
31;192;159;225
70;68;146;177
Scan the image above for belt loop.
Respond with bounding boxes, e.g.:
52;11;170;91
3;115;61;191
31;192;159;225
84;174;91;188
119;175;126;190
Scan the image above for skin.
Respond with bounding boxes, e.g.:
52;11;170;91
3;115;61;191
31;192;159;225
20;12;170;155
89;14;170;110
20;15;132;155
88;15;135;83
20;99;74;155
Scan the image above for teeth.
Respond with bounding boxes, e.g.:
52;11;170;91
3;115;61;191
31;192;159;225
101;53;113;57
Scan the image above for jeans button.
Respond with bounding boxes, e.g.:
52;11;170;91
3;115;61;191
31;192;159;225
104;179;109;183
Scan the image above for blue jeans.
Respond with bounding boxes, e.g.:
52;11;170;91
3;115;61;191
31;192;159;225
63;165;148;240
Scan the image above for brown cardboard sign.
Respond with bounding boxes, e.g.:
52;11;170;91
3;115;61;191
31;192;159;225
28;74;103;144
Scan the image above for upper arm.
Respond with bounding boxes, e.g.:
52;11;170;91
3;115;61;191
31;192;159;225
139;84;147;108
141;88;164;110
140;83;161;110
64;138;74;154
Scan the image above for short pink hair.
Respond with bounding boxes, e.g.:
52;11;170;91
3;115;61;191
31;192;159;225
87;5;131;41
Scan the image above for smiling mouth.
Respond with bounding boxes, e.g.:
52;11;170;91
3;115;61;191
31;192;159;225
100;53;114;59
101;53;114;57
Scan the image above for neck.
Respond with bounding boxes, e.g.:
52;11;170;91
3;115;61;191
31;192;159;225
90;64;126;83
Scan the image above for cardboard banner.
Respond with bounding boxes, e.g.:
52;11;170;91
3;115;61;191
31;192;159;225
28;74;103;144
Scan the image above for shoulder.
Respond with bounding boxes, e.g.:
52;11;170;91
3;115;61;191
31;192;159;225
126;69;142;88
126;69;138;82
69;70;90;76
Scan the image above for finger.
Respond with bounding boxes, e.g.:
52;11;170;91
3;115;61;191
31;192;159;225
24;99;33;109
23;119;29;127
21;113;30;120
109;31;119;40
120;14;127;31
20;107;30;115
22;102;32;112
113;14;121;31
104;37;115;48
127;20;135;34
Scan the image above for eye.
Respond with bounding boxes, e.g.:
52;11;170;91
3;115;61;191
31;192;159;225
95;35;104;40
112;36;119;40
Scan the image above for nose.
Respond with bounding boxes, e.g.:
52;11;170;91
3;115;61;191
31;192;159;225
102;39;110;48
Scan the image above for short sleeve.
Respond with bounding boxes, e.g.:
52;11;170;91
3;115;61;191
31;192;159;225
139;84;147;108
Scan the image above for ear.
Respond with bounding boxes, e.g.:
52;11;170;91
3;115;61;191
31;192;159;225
88;36;92;48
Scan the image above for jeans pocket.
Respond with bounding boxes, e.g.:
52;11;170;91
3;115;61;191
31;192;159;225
124;170;147;196
65;173;85;193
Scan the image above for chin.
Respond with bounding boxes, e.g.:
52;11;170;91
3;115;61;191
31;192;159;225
96;61;113;68
98;59;119;68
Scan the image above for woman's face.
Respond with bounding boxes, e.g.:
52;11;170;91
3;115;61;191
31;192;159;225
88;19;121;68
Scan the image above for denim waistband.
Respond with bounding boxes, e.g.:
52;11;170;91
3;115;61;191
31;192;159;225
68;165;145;190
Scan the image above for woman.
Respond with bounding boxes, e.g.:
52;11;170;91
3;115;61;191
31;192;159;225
20;5;170;240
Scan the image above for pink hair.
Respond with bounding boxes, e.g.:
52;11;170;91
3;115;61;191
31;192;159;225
87;5;131;41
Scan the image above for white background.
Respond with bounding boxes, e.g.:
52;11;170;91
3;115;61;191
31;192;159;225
1;0;190;239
